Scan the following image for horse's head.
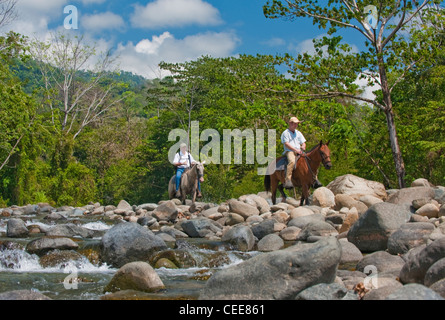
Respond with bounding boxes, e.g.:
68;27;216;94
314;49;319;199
196;160;205;181
319;141;332;170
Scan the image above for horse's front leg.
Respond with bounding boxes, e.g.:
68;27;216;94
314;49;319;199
300;184;310;206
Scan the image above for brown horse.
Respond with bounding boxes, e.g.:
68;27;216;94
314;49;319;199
264;141;332;205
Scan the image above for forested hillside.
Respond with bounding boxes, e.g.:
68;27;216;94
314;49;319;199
0;2;444;208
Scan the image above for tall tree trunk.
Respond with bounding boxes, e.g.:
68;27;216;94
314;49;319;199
379;57;406;188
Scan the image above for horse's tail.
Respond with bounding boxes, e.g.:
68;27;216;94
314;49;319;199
264;174;271;192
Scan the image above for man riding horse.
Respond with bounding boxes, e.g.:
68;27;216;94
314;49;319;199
281;117;322;190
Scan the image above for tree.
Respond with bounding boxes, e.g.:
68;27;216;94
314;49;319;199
30;32;124;140
0;0;17;30
264;0;444;188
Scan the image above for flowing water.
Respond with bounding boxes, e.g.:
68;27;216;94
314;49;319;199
0;215;260;300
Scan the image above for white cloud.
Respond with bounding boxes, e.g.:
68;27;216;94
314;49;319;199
354;72;381;104
82;12;125;33
130;0;223;29
261;37;286;47
79;0;106;4
291;34;359;56
114;31;240;78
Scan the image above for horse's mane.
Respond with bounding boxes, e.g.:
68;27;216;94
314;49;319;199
307;143;322;154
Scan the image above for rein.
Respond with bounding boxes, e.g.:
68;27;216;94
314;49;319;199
303;147;330;182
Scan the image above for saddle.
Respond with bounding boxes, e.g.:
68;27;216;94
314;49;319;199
270;155;299;173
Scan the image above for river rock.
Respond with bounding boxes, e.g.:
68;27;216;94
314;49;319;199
245;194;270;214
347;202;412;252
362;284;403;300
430;279;445;298
100;222;167;268
287;213;324;229
334;194;368;215
152;200;178;222
359;195;383;207
39;249;84;268
228;199;259;219
297;221;338;241
327;174;387;200
199;237;342;300
221;225;255;252
356;251;405;274
6;218;29;238
387;222;435;255
104;261;165;293
279;226;301;241
251;218;276;239
312;187;335;208
136;203;158;211
181;218;221;238
225;213;245;226
424;258;445;287
290;207;314;218
159;226;188;239
45;223;96;238
411;178;434;187
387;187;436;206
26;237;79;256
416;203;440;218
338;209;359;234
257;234;284;252
339;239;363;265
295;283;358;300
385;283;444;300
399;237;445;284
439;204;445;217
117;200;132;211
0;290;52;300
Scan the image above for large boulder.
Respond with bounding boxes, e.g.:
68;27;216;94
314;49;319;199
6;218;29;238
199;237;342;300
400;238;445;284
221;225;255;252
26;237;79;256
347;202;412;252
387;222;435;255
100;222;167;268
104;261;165;293
327;174;387;200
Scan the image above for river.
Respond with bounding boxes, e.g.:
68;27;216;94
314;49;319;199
0;214;261;300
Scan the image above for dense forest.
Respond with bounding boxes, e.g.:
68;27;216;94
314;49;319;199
0;1;444;207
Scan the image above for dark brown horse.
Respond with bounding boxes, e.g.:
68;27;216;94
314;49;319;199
264;141;332;205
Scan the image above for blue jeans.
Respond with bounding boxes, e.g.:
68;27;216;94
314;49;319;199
176;168;201;191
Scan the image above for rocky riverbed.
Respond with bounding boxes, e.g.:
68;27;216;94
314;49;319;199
1;174;445;300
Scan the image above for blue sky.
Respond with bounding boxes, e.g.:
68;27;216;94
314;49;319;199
8;0;362;78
